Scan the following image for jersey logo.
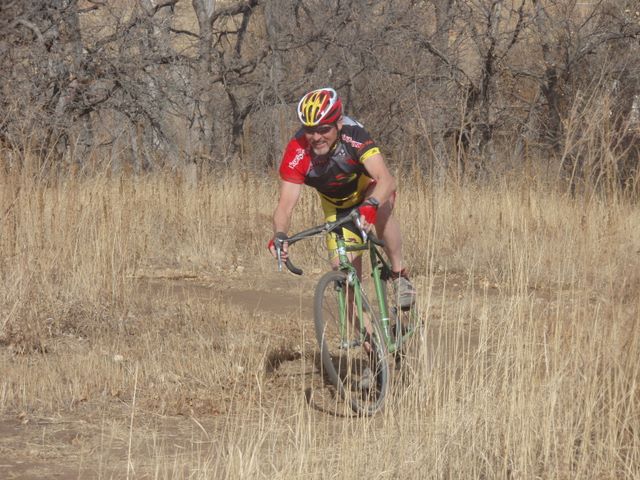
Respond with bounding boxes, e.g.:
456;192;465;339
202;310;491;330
328;173;357;186
288;148;305;169
341;133;363;150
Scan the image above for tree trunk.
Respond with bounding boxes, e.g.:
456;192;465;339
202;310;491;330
264;0;287;166
191;0;217;160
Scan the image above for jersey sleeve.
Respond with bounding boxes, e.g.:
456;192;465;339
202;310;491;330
340;125;381;164
278;137;308;184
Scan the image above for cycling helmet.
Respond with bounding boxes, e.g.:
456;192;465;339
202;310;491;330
297;88;343;126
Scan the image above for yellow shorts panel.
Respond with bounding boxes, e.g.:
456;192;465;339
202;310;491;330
322;209;365;260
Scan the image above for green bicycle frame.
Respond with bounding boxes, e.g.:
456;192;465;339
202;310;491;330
281;211;421;360
333;233;404;354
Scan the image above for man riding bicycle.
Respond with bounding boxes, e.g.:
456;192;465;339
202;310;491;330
268;87;415;308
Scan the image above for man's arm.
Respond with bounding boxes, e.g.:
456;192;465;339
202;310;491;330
273;180;302;234
362;152;397;204
269;180;303;260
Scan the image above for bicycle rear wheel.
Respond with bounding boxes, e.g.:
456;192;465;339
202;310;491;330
313;270;389;415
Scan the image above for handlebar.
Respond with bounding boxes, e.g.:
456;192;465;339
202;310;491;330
275;209;385;276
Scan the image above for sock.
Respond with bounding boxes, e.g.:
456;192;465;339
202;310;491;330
390;268;410;280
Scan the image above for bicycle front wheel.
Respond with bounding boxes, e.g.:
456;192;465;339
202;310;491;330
313;270;389;415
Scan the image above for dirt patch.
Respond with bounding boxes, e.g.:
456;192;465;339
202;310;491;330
0;263;484;478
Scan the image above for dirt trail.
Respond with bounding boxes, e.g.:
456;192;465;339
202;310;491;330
0;265;482;479
137;264;321;315
0;267;325;479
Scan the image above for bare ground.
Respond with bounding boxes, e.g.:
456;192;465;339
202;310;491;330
0;261;480;479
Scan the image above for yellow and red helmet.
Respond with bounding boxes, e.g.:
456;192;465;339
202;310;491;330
297;87;343;126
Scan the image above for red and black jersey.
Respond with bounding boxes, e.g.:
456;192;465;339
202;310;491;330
279;117;381;208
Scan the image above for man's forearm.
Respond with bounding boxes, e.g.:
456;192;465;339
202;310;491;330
273;208;291;234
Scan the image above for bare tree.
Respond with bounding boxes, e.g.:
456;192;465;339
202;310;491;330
1;0;186;170
1;0;638;188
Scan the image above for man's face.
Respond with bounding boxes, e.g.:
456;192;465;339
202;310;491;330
303;119;342;155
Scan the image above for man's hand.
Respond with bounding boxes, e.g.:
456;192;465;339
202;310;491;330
268;232;289;261
358;198;379;232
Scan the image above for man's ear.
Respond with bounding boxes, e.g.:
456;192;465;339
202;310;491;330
336;116;344;130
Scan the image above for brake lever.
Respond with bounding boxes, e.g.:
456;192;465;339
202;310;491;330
274;237;285;272
276;247;283;271
354;213;368;243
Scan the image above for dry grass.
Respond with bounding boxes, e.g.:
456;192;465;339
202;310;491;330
0;160;639;478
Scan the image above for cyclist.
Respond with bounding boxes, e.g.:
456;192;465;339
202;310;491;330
268;87;415;308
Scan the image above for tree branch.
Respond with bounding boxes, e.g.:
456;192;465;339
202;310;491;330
210;0;259;26
153;0;179;14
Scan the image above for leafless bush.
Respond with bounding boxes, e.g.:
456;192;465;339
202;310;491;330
1;0;638;189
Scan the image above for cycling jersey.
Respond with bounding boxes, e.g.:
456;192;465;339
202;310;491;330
279;117;381;210
279;117;382;259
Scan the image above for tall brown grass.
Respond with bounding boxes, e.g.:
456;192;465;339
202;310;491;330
0;159;638;478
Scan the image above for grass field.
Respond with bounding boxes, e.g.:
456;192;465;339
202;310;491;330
1;165;639;478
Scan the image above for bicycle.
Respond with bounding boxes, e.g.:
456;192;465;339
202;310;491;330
274;209;422;415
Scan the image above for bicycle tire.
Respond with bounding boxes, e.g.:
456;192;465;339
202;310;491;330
313;270;389;415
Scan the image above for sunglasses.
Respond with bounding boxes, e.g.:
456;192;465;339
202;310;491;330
303;124;335;135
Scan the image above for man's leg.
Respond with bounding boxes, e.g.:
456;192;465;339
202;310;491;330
374;199;404;273
375;200;416;308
